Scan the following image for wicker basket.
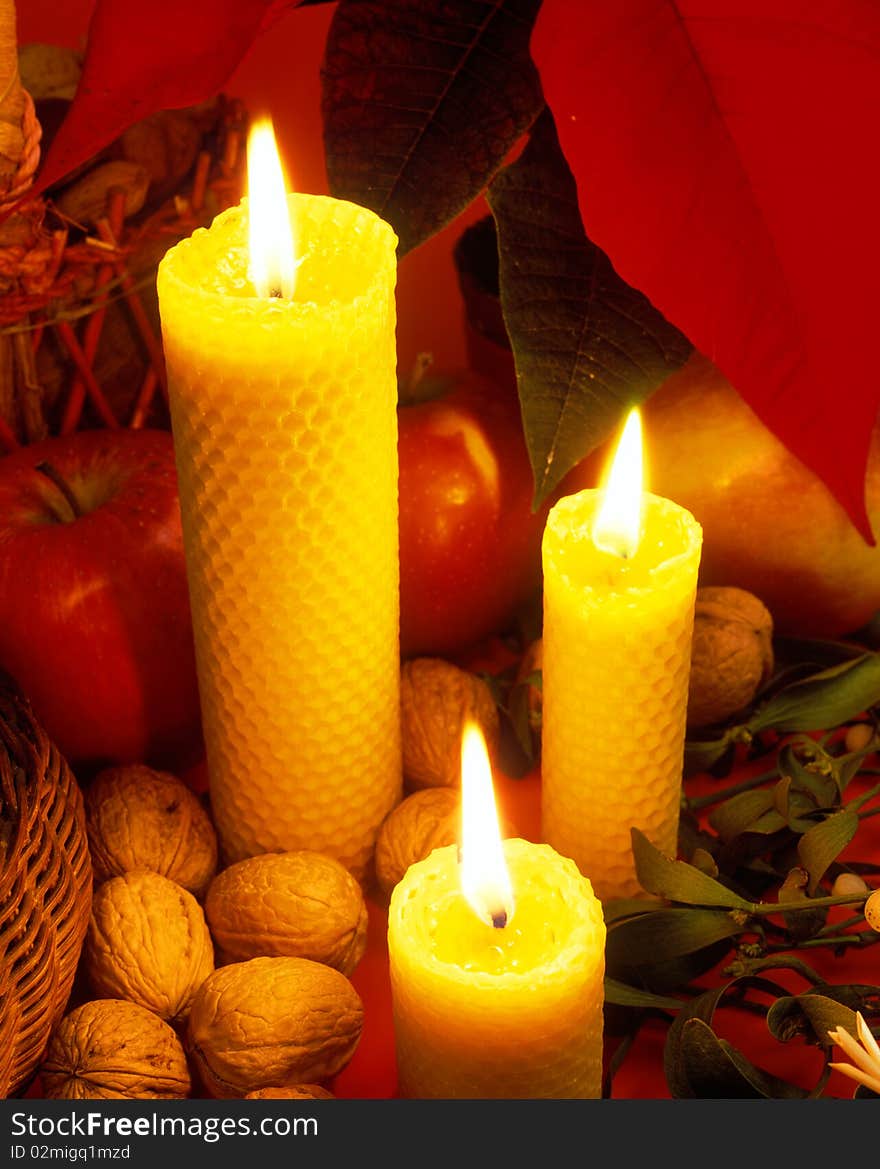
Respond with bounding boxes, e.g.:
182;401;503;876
0;672;92;1098
0;89;247;444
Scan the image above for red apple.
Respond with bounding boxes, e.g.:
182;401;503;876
398;367;548;657
0;428;202;772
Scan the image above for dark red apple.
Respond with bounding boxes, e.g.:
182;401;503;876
0;427;202;772
398;367;548;658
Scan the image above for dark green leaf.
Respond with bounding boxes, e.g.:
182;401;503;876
776;868;828;938
603;978;684;1011
797;809;859;894
613;939;735;996
835;736;880;794
772;776;821;833
322;0;544;256
664;977;810;1099
677;1022;810;1098
748;653;880;734
777;742;839;807
675;1019;769;1098
766;992;860;1046
747;809;790;835
605;908;743;970
684;735;733;776
782;902;829;942
708;789;777;842
631;827;752;909
716;1038;810;1099
664;984;727;1098
601;898;658;924
486;110;692;505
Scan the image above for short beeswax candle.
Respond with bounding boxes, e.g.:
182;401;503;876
388;725;605;1099
157;123;401;878
541;410;702;901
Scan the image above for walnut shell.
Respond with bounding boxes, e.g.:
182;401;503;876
401;657;500;789
84;870;215;1023
41;999;191;1100
374;788;460;897
187;956;363;1098
687;586;774;729
245;1085;335;1100
85;764;218;897
205;850;367;974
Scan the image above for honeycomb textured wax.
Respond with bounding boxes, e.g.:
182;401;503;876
157;195;402;878
388;839;606;1099
541;491;702;902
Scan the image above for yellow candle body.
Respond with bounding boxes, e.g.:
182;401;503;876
157;195;402;878
541;490;702;902
388;838;606;1098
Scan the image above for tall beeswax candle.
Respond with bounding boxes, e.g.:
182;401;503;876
157;126;401;878
388;725;605;1099
541;410;702;901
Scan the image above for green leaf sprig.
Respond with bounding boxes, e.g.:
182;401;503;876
604;637;880;1099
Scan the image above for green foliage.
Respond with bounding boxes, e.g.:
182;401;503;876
486;112;691;504
322;0;544;257
608;636;880;1100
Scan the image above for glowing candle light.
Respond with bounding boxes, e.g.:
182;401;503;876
541;407;703;902
157;118;402;879
388;722;605;1099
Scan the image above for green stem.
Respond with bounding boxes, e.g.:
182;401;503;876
747;891;868;917
767;931;877;953
685;769;777;812
723;954;826;984
848;780;880;814
816;914;865;937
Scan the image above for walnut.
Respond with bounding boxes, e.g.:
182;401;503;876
186;956;363;1098
84;870;215;1024
85;764;218;898
375;787;460;897
687;586;774;729
205;850;367;974
245;1085;335;1100
41;999;191;1099
401;657;500;789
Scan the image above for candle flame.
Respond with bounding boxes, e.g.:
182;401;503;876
593;407;644;558
460;721;514;928
247;117;297;299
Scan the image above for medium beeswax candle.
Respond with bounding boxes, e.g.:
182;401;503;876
157;158;401;878
388;724;605;1099
388;838;606;1098
541;411;702;901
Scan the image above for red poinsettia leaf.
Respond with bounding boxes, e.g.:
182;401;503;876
531;0;880;543
32;0;303;198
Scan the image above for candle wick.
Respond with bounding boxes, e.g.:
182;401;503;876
269;286;283;299
491;910;508;929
